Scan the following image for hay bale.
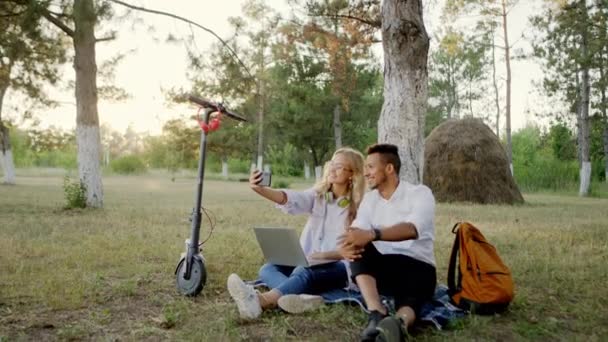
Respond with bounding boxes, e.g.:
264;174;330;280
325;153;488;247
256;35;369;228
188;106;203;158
423;118;524;204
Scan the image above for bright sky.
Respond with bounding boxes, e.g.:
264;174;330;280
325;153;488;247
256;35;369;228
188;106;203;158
6;0;546;136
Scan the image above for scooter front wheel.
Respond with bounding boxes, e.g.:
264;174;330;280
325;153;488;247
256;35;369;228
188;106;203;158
175;256;206;296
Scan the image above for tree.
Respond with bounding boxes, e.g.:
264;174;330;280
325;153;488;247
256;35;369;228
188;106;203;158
0;2;66;184
379;0;430;183
302;0;432;183
180;0;278;169
445;0;521;175
267;38;335;166
590;0;608;182
15;0;119;207
161;118;200;170
266;12;382;168
427;27;490;127
531;0;601;196
302;0;377;149
549;123;577;161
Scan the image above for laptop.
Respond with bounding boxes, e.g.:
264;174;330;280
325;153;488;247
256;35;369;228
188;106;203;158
253;227;335;267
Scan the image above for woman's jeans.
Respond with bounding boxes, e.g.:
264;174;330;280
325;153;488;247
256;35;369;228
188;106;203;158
258;261;347;295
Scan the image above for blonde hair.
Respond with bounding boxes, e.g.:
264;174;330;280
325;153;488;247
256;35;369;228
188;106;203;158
313;147;366;227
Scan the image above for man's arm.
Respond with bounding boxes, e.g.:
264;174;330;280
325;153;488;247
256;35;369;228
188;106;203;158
375;222;418;241
340;222;418;248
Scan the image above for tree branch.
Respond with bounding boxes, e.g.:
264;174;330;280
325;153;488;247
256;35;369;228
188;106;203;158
47;10;70;18
109;0;254;80
42;10;74;37
310;13;381;28
96;33;116;43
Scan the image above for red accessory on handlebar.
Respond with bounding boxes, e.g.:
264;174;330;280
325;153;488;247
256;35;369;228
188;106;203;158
197;108;223;133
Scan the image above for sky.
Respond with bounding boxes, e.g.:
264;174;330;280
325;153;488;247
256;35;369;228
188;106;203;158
5;0;547;136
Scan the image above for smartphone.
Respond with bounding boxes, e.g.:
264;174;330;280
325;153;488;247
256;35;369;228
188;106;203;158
259;171;272;187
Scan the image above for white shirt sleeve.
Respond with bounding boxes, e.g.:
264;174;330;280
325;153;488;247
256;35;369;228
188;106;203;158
351;192;373;230
407;186;435;240
275;188;316;215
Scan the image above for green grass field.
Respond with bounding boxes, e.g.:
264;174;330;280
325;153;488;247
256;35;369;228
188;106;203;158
1;172;607;341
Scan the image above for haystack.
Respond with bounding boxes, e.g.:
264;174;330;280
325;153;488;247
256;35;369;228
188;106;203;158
423;118;524;204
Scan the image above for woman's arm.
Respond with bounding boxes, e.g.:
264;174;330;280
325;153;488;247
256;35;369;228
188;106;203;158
249;170;287;204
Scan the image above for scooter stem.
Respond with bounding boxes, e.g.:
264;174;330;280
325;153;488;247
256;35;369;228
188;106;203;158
184;107;212;280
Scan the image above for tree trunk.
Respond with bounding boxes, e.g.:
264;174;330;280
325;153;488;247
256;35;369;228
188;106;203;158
575;71;582;166
501;0;513;175
0;84;16;185
304;161;310;179
378;0;429;184
333;103;343;149
221;156;228;179
601;51;608;183
604;125;608;183
492;29;501;139
597;0;608;183
314;165;323;180
256;82;264;170
447;59;453;119
578;0;591;196
74;0;103;207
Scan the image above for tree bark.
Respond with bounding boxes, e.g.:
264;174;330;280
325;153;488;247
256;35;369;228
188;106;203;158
603;124;608;183
378;0;429;184
221;156;228;179
598;2;608;184
575;71;582;166
0;84;16;185
447;58;457;119
333;103;343;149
578;0;591;196
492;29;501;139
74;0;103;207
501;0;513;175
304;161;310;179
599;57;608;183
256;81;264;170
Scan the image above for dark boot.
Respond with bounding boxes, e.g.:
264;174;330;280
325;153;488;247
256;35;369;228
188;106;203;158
375;316;408;342
360;310;388;342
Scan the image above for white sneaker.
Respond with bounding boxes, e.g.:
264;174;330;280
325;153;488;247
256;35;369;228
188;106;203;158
277;294;324;314
227;273;262;320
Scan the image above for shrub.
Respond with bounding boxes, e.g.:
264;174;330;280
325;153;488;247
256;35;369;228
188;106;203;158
549;123;577;161
110;155;147;174
592;159;606;182
513;156;579;192
228;158;251;174
205;154;222;173
35;150;77;169
274;179;290;189
63;176;87;209
266;143;303;177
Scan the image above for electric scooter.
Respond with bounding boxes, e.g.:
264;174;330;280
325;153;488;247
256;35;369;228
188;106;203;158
174;95;247;296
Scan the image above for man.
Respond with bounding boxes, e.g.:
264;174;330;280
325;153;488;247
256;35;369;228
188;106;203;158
339;144;436;342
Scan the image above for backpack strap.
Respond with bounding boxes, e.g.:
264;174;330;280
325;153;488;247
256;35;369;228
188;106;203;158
447;222;461;296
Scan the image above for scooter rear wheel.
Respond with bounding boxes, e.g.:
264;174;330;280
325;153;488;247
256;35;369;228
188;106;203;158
175;257;206;296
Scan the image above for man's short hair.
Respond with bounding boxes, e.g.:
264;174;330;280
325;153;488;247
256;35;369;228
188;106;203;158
366;143;401;174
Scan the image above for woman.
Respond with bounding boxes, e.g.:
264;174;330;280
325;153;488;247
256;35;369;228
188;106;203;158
227;147;366;320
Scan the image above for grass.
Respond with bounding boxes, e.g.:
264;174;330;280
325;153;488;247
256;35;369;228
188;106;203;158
1;171;607;341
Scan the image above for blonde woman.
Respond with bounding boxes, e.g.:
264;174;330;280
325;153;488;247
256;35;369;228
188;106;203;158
227;147;366;320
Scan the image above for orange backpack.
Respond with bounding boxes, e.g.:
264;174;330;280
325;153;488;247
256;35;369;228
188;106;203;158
447;222;514;314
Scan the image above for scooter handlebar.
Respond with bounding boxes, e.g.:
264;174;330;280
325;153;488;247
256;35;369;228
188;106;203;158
188;95;248;122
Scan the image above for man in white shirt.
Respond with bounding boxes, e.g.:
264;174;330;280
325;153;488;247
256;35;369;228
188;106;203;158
339;144;436;342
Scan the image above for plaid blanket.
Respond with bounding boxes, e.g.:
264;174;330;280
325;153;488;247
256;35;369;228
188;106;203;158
248;280;465;330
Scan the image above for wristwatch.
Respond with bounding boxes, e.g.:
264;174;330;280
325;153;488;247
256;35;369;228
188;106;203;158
372;228;382;241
